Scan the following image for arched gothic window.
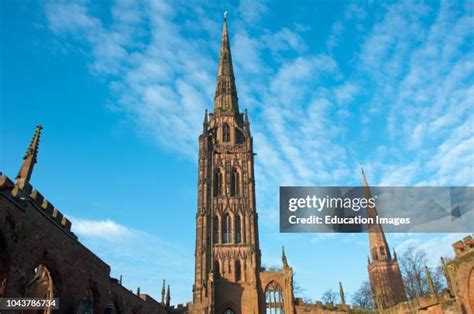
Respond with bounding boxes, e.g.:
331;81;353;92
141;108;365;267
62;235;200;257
223;123;231;142
235;129;244;144
77;287;95;314
222;214;231;244
231;168;240;196
235;215;242;244
265;281;284;314
214;169;223;196
224;309;235;314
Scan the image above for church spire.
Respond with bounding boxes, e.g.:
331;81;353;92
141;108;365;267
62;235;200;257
214;12;239;114
16;125;42;188
361;166;392;261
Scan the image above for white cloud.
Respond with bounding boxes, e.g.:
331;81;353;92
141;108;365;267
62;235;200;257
69;216;192;304
358;0;474;186
334;83;359;105
238;0;267;25
72;217;132;241
263;27;307;55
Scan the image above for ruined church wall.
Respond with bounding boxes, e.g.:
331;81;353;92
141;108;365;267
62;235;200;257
0;175;170;313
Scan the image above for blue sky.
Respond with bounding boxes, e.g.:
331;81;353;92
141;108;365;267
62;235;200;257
1;0;473;306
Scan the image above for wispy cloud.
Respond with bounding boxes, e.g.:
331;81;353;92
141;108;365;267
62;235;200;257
72;217;132;241
70;216;193;304
357;0;474;186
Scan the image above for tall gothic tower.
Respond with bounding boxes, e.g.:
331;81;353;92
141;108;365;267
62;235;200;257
191;15;262;314
362;168;407;309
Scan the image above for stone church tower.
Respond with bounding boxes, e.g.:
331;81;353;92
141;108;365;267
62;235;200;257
362;168;407;309
190;15;264;314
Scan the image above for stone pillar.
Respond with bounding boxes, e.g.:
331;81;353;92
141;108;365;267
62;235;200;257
217;215;222;244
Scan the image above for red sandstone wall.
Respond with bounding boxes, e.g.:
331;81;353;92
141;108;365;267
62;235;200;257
0;177;171;314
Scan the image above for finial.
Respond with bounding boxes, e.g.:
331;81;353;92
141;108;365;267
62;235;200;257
161;279;166;305
119;275;122;285
424;265;437;299
339;282;346;305
166;284;171;307
282;246;288;268
203;109;209;132
224;11;228;20
16;124;43;189
137;286;140;295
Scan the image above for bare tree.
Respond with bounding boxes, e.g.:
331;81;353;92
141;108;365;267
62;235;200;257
322;289;338;304
398;244;447;300
351;281;374;309
431;264;447;294
399;244;428;299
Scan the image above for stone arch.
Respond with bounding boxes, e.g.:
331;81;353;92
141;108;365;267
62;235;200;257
24;264;56;314
265;281;284;314
224;308;236;314
76;280;100;314
222;212;232;244
108;293;124;314
0;231;11;297
222;123;231;142
220;300;240;314
230;167;241;197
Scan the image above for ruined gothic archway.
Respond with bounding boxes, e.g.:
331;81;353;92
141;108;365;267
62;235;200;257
24;265;55;314
76;282;100;314
265;281;284;314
